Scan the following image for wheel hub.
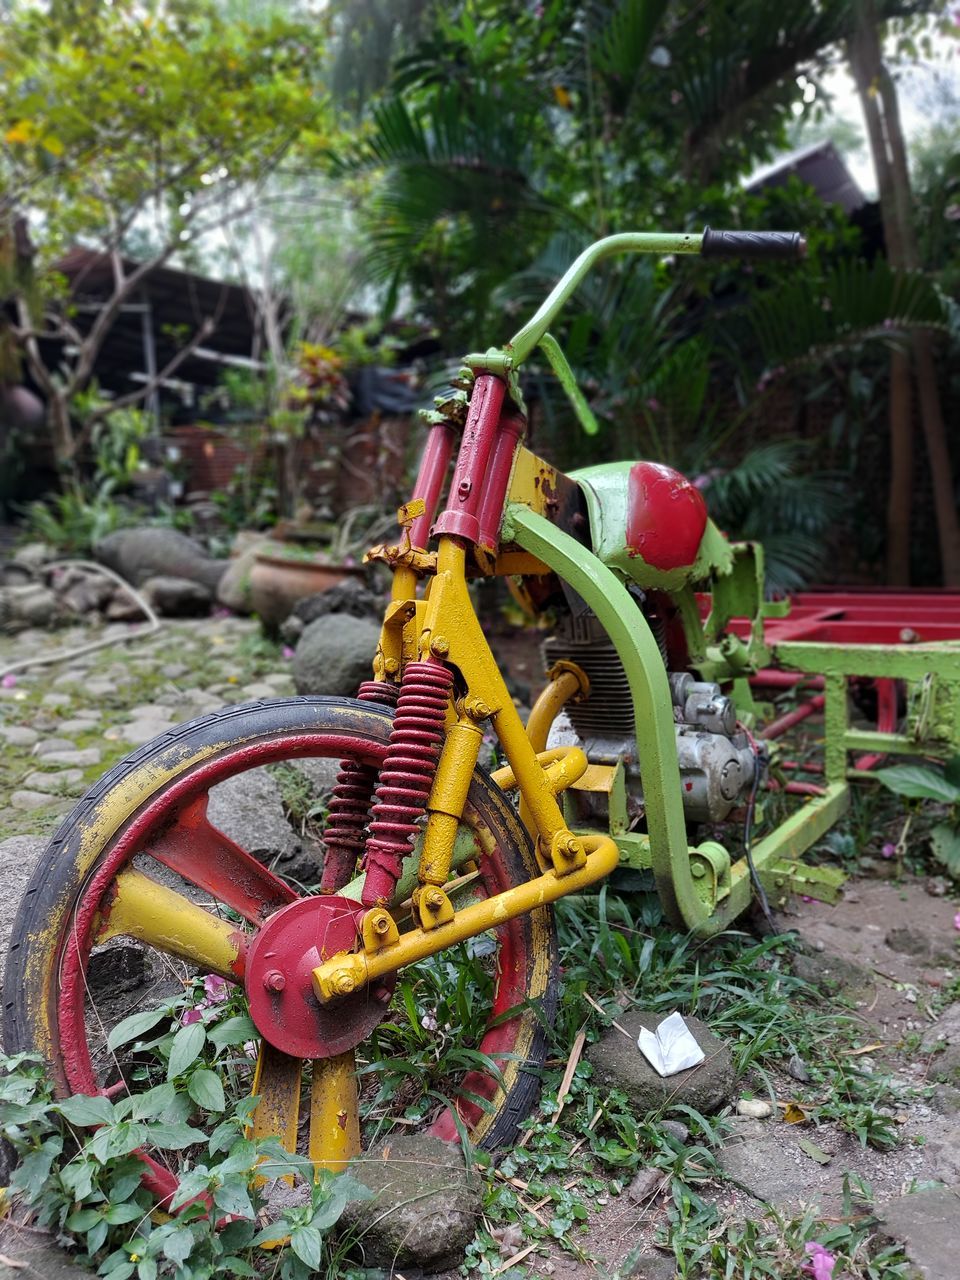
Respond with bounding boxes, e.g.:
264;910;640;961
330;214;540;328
245;895;394;1059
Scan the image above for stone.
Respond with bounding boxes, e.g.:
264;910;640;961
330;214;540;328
84;677;118;696
263;671;296;689
0;835;47;956
57;717;101;734
627;1168;663;1204
0;724;38;746
95;527;228;593
206;768;320;884
240;681;276;700
292;613;382;697
718;1117;832;1208
921;1004;960;1084
290;757;340;793
930;1084;960;1117
41;691;72;708
40;748;101;767
0;583;60;631
33;737;74;756
57;568;114;615
877;1188;960;1280
281;580;382;645
625;1250;678;1280
11;542;53;573
161;662;188;679
112;720;174;746
886;926;956;966
587;1012;735;1115
11;789;64;811
141;575;213;617
105;592;146;622
339;1134;481;1272
791;948;875;1005
24;769;83;791
736;1098;772;1119
0;1236;97;1280
659;1119;689;1144
88;945;146;995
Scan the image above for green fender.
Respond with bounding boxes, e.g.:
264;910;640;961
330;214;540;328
504;503;752;935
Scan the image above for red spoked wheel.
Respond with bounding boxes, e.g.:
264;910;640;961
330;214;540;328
3;697;557;1200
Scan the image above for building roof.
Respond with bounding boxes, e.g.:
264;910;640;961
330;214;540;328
746;140;866;213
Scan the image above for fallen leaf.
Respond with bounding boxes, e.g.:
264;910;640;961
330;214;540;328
798;1137;833;1164
783;1102;807;1124
843;1043;885;1056
0;1256;28;1269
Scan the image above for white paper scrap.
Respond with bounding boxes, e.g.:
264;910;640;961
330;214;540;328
637;1012;705;1077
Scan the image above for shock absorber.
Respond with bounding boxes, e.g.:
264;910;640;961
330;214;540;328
320;680;400;895
361;659;453;907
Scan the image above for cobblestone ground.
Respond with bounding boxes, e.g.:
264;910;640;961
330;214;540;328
0;615;294;948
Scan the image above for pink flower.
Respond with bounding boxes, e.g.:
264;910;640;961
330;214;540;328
203;974;229;1004
954;911;960;931
282;645;295;660
803;1241;836;1280
881;842;896;859
1;674;16;688
181;1008;203;1025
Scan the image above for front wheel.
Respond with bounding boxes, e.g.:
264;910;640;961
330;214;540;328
3;696;558;1196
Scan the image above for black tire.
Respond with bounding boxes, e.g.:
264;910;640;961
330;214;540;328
3;696;558;1153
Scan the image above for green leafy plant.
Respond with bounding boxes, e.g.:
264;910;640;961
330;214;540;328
875;756;960;878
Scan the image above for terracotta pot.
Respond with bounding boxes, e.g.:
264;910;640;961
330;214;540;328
248;551;364;629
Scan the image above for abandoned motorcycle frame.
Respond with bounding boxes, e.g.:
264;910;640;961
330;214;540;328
7;227;960;1191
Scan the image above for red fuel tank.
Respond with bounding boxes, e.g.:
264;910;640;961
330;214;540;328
626;461;707;571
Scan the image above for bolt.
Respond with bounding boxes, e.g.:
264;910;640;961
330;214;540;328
466;697;492;720
372;913;391;935
430;635;449;657
423;888;445;912
384;657;400;676
333;972;356;996
691;863;706;880
457;479;472;500
263;970;286;992
556;833;584;860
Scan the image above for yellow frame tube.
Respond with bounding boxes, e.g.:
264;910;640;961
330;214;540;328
309;1051;361;1174
313;833;619;1002
418;715;484;886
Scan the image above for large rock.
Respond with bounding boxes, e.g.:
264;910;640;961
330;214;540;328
206;768;322;887
877;1188;960;1280
0;835;47;958
141;575;213;617
292;613;381;697
340;1134;481;1273
921;1004;960;1085
94;528;227;593
718;1116;832;1209
588;1011;735;1115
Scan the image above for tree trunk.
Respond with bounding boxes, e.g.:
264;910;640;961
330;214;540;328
850;1;960;586
913;332;960;583
47;391;74;468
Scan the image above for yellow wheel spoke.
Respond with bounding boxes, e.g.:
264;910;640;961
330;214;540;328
95;866;245;978
250;1041;302;1155
309;1051;359;1175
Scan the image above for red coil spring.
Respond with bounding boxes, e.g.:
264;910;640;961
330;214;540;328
361;660;453;906
320;680;399;895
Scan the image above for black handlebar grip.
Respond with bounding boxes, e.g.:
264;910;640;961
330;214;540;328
701;226;807;260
